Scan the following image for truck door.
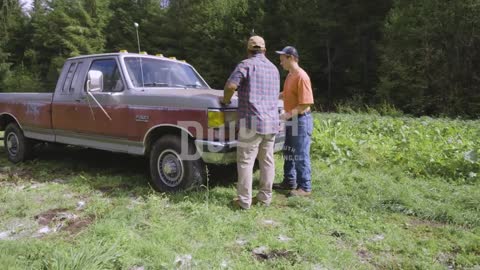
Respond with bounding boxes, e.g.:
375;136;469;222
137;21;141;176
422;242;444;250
78;58;129;139
53;57;129;147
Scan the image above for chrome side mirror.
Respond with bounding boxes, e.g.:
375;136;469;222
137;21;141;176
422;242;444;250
87;70;103;92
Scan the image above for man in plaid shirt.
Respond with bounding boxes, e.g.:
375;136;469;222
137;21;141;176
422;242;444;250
222;35;280;209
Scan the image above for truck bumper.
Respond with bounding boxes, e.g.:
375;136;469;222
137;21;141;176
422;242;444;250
195;134;285;164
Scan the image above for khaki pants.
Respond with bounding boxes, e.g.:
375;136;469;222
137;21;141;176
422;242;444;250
236;128;276;209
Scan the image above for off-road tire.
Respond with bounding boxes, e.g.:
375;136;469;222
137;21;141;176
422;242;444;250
149;135;206;192
4;123;33;163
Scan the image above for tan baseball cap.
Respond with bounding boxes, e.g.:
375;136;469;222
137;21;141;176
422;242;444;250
247;35;266;51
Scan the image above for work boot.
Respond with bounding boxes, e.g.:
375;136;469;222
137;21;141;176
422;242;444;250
231;198;249;210
288;189;312;197
252;197;270;207
272;182;296;190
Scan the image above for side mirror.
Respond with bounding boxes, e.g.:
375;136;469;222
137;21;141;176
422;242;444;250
87;70;103;92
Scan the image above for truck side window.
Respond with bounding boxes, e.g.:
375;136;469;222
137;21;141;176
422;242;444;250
88;59;124;92
70;62;83;93
62;62;77;93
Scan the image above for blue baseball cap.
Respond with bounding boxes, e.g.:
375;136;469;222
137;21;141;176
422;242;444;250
275;46;299;58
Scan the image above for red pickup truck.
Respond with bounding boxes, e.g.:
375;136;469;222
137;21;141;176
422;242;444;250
0;52;284;192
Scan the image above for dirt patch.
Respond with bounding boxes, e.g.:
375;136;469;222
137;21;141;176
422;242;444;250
252;248;299;262
406;218;447;228
34;208;70;225
63;216;94;234
34;208;93;235
331;230;346;238
357;248;372;264
0;167;35;184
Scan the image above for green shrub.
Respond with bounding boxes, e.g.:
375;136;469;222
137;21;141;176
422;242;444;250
311;114;479;182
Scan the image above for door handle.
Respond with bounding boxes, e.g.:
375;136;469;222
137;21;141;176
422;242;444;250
75;97;86;102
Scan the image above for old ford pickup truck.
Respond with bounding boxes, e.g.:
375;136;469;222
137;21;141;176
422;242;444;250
0;52;284;192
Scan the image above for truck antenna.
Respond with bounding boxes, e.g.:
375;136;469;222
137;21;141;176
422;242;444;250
134;22;141;53
134;22;145;91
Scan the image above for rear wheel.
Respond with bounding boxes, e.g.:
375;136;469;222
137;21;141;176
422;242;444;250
149;135;206;192
4;123;33;163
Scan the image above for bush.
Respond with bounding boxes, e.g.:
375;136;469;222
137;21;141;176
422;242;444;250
377;0;480;117
311;113;479;182
2;67;44;92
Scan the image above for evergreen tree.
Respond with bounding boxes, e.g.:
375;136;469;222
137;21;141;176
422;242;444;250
30;0;108;89
377;0;480;116
0;0;38;92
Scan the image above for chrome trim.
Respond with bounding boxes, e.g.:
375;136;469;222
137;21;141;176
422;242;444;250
6;131;19;157
24;131;55;142
23;126;55;142
54;130;144;155
200;151;237;164
194;139;236;153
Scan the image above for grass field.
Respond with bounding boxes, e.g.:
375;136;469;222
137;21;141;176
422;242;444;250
0;113;479;269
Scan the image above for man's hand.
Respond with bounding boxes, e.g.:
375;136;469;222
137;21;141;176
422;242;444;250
280;112;291;121
220;96;231;105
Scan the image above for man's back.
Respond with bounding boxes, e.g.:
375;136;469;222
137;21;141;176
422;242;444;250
230;53;280;134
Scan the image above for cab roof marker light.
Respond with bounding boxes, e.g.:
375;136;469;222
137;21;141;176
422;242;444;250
119;50;128;53
180;60;187;63
156;54;164;57
140;51;148;55
169;56;177;60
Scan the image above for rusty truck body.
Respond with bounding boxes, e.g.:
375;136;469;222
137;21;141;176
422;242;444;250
0;53;284;191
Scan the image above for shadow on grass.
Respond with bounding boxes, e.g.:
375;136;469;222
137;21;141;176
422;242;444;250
0;144;237;201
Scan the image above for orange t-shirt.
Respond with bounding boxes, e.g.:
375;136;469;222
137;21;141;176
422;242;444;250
282;68;314;113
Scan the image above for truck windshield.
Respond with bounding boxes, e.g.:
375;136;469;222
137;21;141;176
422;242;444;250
124;57;209;89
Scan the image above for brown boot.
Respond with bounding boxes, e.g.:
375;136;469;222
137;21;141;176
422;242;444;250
231;198;249;210
252;197;270;207
288;189;312;197
272;182;297;190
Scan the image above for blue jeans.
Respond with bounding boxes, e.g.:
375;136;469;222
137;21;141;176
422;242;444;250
283;113;313;191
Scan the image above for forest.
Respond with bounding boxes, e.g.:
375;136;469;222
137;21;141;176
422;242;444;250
1;0;479;117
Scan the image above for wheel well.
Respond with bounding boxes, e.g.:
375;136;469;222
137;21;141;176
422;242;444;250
0;114;18;131
144;126;194;156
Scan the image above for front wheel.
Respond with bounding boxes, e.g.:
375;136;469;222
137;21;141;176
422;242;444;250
4;123;33;163
149;135;206;192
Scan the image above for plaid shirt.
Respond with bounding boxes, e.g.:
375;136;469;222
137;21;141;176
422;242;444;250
227;53;280;134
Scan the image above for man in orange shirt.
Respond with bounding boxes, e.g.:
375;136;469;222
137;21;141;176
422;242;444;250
273;46;314;196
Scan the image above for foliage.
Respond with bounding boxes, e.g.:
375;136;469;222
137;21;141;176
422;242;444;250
1;66;43;92
311;114;480;182
1;0;479;116
377;0;480;117
29;0;108;89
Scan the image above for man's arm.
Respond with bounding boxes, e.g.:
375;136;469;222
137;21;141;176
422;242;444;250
222;82;237;104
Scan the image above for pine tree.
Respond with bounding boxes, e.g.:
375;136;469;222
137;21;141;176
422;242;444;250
377;0;480;116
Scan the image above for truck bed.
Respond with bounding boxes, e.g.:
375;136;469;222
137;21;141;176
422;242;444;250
0;93;53;133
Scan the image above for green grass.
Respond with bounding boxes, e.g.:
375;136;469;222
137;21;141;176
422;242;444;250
0;114;479;269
